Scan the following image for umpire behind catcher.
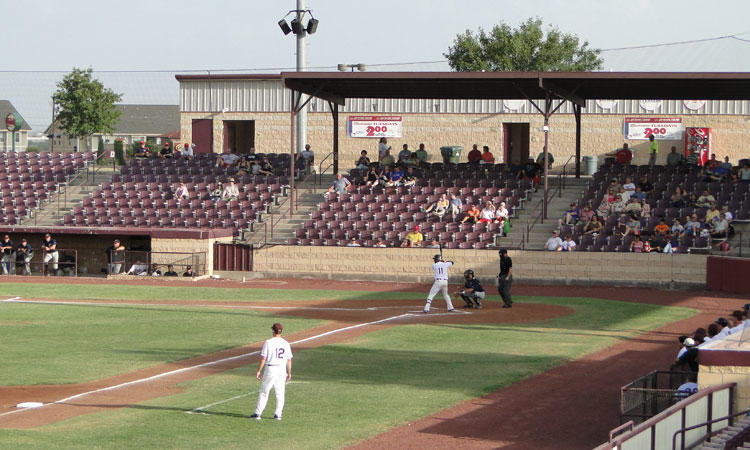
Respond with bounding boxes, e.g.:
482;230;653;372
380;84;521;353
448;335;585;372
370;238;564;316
456;269;485;309
497;249;513;308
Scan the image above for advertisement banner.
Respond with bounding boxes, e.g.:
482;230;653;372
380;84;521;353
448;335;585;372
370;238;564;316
348;116;402;138
624;117;683;140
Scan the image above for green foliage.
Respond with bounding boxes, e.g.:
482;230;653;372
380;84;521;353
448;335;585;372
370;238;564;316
25;146;41;153
113;138;125;165
445;17;603;72
52;68;122;150
96;137;104;160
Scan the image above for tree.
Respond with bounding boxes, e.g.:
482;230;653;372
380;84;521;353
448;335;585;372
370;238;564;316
53;68;122;151
444;18;603;72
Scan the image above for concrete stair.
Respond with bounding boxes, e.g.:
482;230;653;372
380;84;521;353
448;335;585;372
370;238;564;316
500;176;591;249
695;416;750;449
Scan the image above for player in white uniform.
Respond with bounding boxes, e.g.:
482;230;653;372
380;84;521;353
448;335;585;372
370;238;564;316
250;322;293;421
423;254;456;313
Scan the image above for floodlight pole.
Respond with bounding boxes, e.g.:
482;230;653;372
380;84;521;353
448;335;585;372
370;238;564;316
295;0;307;156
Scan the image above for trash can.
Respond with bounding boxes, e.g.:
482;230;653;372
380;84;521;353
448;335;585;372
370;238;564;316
583;155;599;175
440;146;463;164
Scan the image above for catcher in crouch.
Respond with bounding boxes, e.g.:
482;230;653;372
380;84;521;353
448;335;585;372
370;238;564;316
456;269;485;309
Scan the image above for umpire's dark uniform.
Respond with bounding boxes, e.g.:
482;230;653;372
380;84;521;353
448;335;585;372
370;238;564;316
497;250;513;308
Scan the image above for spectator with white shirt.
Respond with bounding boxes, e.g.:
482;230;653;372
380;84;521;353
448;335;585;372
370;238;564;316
174;182;189;199
181;143;194;159
127;258;149;276
216;152;240;167
221;178;240;202
544;231;563;251
561;234;577;251
715;317;731;338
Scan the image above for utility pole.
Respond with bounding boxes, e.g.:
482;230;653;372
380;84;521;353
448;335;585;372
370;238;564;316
295;0;307;155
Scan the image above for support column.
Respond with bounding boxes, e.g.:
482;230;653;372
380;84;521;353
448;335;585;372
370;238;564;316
332;103;339;174
574;104;582;178
289;91;297;216
295;0;307;154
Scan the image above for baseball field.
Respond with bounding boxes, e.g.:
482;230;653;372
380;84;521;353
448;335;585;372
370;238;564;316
1;277;736;449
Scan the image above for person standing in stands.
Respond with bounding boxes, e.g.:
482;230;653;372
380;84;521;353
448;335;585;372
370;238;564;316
648;134;659;167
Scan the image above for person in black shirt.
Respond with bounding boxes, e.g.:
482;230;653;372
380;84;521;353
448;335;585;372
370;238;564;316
638;175;654;198
456;269;485;309
159;142;173;159
497;249;513;308
183;266;194;277
1;234;14;275
164;264;178;277
16;238;33;275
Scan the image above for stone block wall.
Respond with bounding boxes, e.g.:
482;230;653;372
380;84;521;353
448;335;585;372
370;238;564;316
699;366;750;412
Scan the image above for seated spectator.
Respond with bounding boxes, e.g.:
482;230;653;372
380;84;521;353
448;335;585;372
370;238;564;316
721;205;734;223
602;187;616;205
183;265;194;277
378;165;392;185
740;161;750;181
607;143;633;165
164;264;178;277
221;178;239;202
624;197;642;216
630;186;646;203
693;327;707;345
355;150;370;170
544;231;563;251
611;195;626;215
173;143;183;157
686;193;699;208
296;144;314;171
629;234;645;253
561;234;576;251
595;201;611;220
536;147;554;169
327;173;352;197
379;150;395;168
715;317;731;338
704;153;720;171
680;214;701;237
216;152;240;167
620;215;641;237
622;177;636;194
478;201;496;223
578;204;594;226
236;155;250;176
402;166;420;187
467;144;481;163
461;204;481;224
671;218;684;235
653;217;670;236
181;143;194;160
496;202;509;222
400;226;423;248
424;239;440;249
415;143;428;163
638;175;654;197
398;144;412;164
670;338;699;373
347;238;361;247
669;186;686;207
705;204;720;223
728;311;745;333
644;234;664;253
721;156;733;171
564;203;579;225
662;232;677;253
127;258;149;275
150;263;162;277
518;158;542;189
617;186;631;203
703;323;719;343
211;183;223;202
426;194;449;219
480;146;495;165
607;177;622;193
159;142;173;159
729;172;740;184
249;159;262;176
584;216;603;235
174;182;189;200
373;239;387;248
666;146;684;167
710;213;729;240
258;156;274;176
640;199;651;219
448;193;463;216
387;166;404;186
364;166;381;187
708;164;729;182
134;141;151;158
405;152;420;168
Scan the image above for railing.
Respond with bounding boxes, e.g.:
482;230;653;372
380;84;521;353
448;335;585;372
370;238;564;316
316;151;335;185
523;171;565;244
2;248;78;277
113;250;206;276
560;155;576;190
621;370;695;424
672;409;750;450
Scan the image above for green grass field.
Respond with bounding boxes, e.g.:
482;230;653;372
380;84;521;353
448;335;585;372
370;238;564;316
0;283;697;449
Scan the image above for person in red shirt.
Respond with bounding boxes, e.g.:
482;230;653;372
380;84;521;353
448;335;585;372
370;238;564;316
608;143;633;165
480;146;495;164
467;144;481;163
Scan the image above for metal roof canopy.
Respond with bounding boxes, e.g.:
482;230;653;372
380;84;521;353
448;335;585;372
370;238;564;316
280;71;750;223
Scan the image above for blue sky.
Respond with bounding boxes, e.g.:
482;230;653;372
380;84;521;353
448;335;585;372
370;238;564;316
3;0;750;131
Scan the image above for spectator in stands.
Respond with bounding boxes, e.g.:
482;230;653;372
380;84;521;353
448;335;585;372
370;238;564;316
425;239;440;249
415;143;428;163
164;264;178;277
181;143;194;160
710;213;729;241
426;194;449;219
210;183;223;202
579;204;595;227
705;153;720;171
174;182;189;200
684;150;699;167
561;234;576;251
669;186;686;208
150;263;162;277
377;138;391;161
1;235;14;275
584;216;602;235
258;156;274;176
216;152;240;167
715;317;731;338
644;234;664;253
373;239;387;248
705;204;720;223
236;155;250;175
536;147;554;169
671;218;684;235
347;238;361;247
355;150;370;170
603;186;617;204
327;173;352;197
41;233;59;276
693;328;707;345
106;239;125;275
640;199;651;219
675;374;699;401
629;234;645;253
478;201;497;223
680;214;700;238
624;197;642;216
676;336;694;359
617;186;631;203
127;258;149;275
449;193;463;216
595;201;610;221
387;165;404;186
467;144;481;163
296;144;314;171
379;150;395;168
671;338;698;373
405;152;420;168
648;134;658;167
721;205;734;223
722;156;733;170
134;141;151;158
622;176;636;194
402;166;419;187
740;161;750;181
461;204;481;224
620;215;641;237
685;193;699;208
563;203;579;225
364;166;380;188
611;194;626;215
400;226;424;248
397;144;412;164
378;165;392;185
666;146;684;167
159;142;173;159
728;311;744;333
638;175;654;197
544;231;563;251
630;186;646;203
496;202;509;223
480;146;495;165
703;323;719;344
707;162;729;182
653;217;670;236
607;143;633;165
221;178;239;202
183;265;194;277
518;157;542;189
695;189;716;208
15;238;33;275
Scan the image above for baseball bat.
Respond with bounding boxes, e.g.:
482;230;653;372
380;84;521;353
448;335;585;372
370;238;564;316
439;242;443;260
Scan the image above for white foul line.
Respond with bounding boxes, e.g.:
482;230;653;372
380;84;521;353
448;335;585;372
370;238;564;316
0;310;417;419
186;393;254;415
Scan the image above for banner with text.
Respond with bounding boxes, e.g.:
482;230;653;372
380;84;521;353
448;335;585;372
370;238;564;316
348;116;403;138
624;117;683;140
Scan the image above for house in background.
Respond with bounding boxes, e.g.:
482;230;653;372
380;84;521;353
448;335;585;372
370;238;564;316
0;100;32;152
45;104;180;152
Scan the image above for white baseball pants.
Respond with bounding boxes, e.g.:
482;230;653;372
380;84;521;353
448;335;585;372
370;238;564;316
254;365;287;417
424;280;454;312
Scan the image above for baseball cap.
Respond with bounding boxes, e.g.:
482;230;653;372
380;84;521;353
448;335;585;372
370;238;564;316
184;143;190;147
414;225;420;231
164;142;170;146
21;238;27;242
272;323;283;332
141;141;145;145
744;303;750;311
684;338;696;347
715;318;729;327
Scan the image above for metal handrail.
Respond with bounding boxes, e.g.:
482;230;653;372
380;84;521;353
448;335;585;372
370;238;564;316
560;155;575;189
316;151;335;184
671;409;750;450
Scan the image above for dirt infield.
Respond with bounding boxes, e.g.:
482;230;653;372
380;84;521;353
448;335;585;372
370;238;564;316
2;276;749;449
